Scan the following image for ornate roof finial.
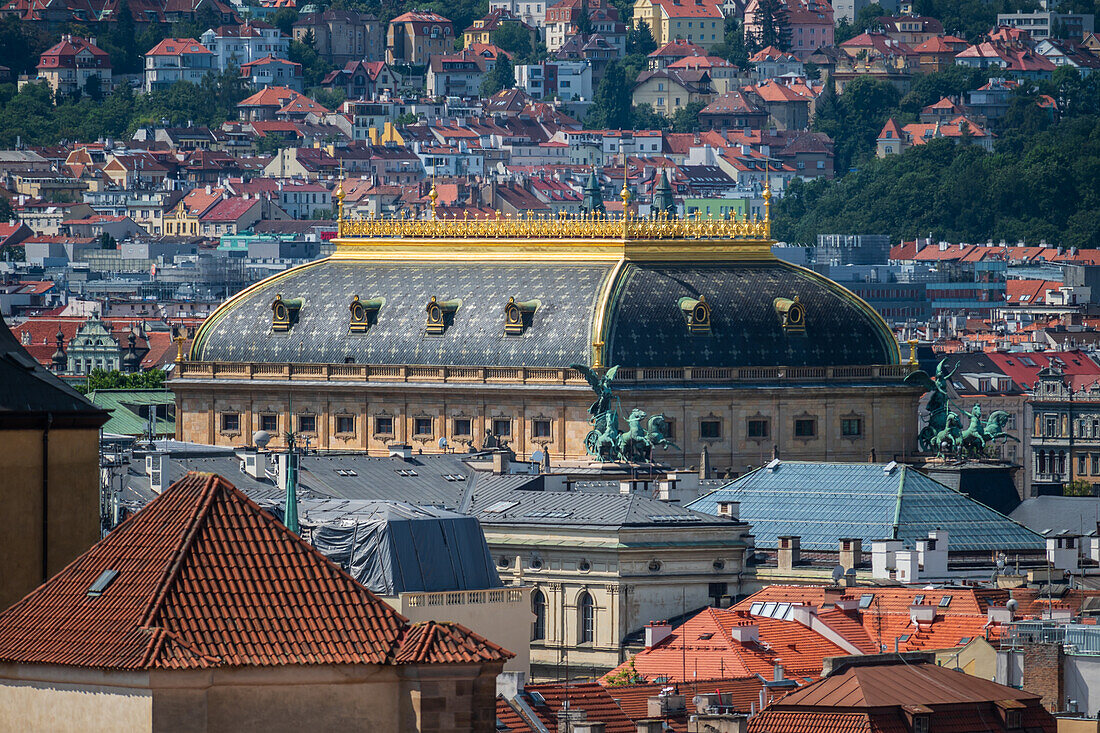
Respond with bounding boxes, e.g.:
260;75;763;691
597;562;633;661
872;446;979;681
763;159;772;235
334;161;345;225
429;173;439;221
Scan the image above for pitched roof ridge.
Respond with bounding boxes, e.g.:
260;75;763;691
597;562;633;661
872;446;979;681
137;473;223;664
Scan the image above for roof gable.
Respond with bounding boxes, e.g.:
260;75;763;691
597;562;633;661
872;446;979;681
0;473;513;670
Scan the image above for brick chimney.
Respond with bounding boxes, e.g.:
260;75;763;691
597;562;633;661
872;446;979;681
777;536;800;571
839;538;862;571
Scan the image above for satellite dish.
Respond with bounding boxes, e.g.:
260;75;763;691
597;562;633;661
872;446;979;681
438;436;448;449
531;450;545;463
1007;599;1019;612
252;430;271;449
831;565;845;583
996;554;1007;570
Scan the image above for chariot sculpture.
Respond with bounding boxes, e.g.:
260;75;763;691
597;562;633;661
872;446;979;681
905;358;1017;459
571;364;678;463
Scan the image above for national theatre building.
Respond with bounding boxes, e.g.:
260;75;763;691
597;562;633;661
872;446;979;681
174;183;920;471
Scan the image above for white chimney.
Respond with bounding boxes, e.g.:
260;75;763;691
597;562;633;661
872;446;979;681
895;550;919;583
645;622;673;649
731;622;759;644
146;452;170;494
872;540;903;580
1047;534;1080;572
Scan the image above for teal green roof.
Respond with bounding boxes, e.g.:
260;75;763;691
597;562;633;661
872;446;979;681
687;462;1043;553
88;389;175;437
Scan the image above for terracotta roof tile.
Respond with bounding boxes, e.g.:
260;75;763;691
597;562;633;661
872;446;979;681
0;472;510;670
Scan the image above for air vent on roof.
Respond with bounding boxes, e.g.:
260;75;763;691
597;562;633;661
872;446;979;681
766;458;781;471
87;569;119;597
884;461;898;474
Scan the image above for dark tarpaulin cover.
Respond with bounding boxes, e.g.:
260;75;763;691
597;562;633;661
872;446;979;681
290;501;502;595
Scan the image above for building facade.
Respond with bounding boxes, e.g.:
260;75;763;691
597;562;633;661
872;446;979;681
292;10;384;65
35;35;112;98
173;194;920;472
143;38;215;93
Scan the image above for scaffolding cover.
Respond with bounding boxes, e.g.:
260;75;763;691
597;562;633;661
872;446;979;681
279;499;503;595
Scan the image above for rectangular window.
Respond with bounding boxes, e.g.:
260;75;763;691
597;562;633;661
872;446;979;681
794;418;817;438
260;414;278;433
454;418;472;436
533;419;552;438
700;419;721;439
336;415;355;434
1093;454;1099;475
414;417;433;436
842;418;863;437
1046;415;1058;436
493;418;512;437
297;414;316;433
747;419;769;438
1080;454;1087;475
375;416;394;435
220;412;240;432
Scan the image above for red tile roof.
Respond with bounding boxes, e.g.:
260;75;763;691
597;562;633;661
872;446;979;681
0;472;512;671
524;682;637;733
602;607;848;684
146;38;213;56
749;662;1056;733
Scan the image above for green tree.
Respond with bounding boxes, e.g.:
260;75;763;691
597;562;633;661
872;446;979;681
627;19;657;55
480;55;515;96
576;0;593;35
490;23;533;59
671;100;706;132
812;75;899;174
80;368;167;393
749;0;791;50
632;102;670;129
585;60;631;129
271;7;299;37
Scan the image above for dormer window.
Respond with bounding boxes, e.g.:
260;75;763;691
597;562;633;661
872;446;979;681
679;296;711;334
425;296;460;335
349;295;383;333
271;294;302;332
774;296;806;334
504;297;539;335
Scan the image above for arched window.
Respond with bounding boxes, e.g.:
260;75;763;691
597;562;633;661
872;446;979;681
532;588;546;641
578;591;594;644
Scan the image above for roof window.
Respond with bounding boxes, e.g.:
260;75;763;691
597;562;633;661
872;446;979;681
939;594;953;608
859;594;874;609
87;569;119;597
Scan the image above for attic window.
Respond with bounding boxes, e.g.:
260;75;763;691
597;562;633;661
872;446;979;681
913;594;925;605
698;632;714;640
504;297;539;335
898;634;911;642
939;595;953;608
271;294;302;332
859;594;874;609
666;285;712;332
425;296;460;335
349;295;383;333
87;569;119;597
959;636;971;644
774;296;806;334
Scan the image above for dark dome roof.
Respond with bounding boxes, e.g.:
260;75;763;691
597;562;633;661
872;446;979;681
192;257;899;368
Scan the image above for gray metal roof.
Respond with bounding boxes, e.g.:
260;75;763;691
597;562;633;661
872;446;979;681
1010;496;1100;537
